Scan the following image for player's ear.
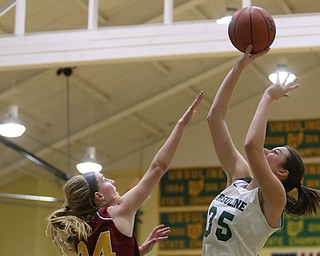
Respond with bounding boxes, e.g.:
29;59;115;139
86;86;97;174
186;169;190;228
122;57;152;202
278;168;289;178
94;192;104;201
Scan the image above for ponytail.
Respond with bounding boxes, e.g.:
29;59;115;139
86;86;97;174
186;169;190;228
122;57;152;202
46;173;99;255
46;206;92;255
285;185;320;216
281;146;320;216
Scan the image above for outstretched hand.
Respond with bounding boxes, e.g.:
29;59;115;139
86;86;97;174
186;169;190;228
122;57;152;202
266;71;300;100
177;91;204;125
139;224;171;255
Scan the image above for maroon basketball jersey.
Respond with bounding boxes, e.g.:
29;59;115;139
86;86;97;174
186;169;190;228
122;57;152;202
75;207;140;256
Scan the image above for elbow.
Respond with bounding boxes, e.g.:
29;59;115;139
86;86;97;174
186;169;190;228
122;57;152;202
244;143;255;159
206;108;219;126
244;143;251;155
206;113;213;126
244;138;256;153
244;138;251;150
207;103;226;127
150;161;169;176
244;138;263;156
207;114;218;132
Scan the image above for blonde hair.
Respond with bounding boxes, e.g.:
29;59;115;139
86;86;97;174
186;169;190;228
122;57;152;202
46;175;98;255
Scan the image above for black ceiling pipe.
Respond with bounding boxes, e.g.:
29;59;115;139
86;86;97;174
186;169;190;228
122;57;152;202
0;135;68;181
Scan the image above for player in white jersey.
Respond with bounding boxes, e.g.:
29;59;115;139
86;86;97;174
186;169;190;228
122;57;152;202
203;45;320;256
203;178;281;256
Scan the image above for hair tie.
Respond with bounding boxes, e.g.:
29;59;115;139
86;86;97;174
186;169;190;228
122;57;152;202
296;183;302;188
83;172;98;207
66;235;75;244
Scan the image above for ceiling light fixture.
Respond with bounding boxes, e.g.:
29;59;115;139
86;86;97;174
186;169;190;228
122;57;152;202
0;105;26;138
216;7;237;25
76;146;102;174
268;64;297;85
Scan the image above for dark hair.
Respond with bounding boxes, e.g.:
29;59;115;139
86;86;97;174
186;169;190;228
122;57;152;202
282;145;320;216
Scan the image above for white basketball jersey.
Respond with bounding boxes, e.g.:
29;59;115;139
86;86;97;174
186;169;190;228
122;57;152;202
202;179;282;256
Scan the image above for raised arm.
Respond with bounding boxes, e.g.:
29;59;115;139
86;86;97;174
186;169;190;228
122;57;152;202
244;73;300;221
117;92;203;225
207;46;268;185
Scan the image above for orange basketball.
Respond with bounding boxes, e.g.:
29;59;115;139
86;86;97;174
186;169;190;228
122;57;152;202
228;6;276;54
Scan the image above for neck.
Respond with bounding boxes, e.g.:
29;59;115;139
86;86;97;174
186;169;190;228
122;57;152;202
106;194;121;206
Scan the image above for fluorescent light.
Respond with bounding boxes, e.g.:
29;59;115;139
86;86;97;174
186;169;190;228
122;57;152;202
76;146;102;173
268;65;296;85
0;105;26;138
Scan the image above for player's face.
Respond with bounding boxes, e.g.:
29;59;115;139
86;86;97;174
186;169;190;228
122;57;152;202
95;173;119;203
264;146;290;174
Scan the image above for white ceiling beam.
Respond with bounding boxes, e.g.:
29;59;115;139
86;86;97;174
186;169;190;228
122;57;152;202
71;0;108;25
14;0;26;36
87;0;99;30
0;13;319;71
242;0;251;8
163;0;173;24
146;0;208;24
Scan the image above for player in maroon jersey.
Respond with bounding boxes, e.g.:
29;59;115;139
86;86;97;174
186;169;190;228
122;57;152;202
46;91;204;256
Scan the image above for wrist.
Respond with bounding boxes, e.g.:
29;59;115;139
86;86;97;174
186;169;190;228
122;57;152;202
234;59;246;71
139;246;145;255
263;91;274;102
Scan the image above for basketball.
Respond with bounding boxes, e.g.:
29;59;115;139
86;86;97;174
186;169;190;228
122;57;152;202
228;6;276;54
